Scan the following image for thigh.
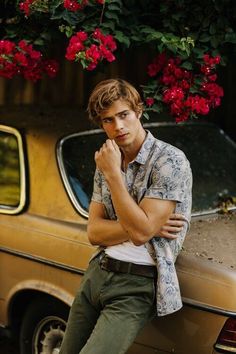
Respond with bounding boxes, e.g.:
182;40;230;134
80;273;155;354
59;258;104;354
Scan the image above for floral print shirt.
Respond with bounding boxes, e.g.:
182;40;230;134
92;130;192;316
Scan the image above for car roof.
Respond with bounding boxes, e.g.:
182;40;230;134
0;105;93;135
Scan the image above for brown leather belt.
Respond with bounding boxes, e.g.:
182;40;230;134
98;252;157;279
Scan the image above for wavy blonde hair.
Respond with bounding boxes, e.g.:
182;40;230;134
87;79;143;125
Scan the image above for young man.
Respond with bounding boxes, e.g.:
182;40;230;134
59;79;192;354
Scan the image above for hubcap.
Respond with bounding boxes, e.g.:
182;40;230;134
33;316;66;354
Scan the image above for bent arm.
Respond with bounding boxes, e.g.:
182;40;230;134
106;172;176;245
87;201;129;246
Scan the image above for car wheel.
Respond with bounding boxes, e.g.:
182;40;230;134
20;297;69;354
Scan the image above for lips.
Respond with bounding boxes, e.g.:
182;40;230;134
116;133;128;139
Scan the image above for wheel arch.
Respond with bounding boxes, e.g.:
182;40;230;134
8;288;71;338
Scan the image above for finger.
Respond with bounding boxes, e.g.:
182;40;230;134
106;139;114;148
170;213;187;221
111;139;119;149
159;231;178;239
166;220;185;227
162;225;182;233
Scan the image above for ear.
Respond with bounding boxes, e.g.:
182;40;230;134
137;111;142;119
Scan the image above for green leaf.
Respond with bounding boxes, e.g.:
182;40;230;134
211;36;220;48
225;32;236;43
104;11;120;23
139;26;156;34
114;31;130;47
146;31;163;42
180;61;192;70
209;24;217;35
33;38;44;46
199;34;211;43
107;4;121;12
101;21;115;31
142;112;150;120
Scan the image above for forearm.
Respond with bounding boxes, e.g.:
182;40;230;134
106;173;166;245
87;217;129;246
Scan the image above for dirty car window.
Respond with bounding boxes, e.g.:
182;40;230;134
0;131;20;207
60;123;236;215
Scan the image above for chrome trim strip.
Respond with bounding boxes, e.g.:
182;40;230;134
182;297;236;317
214;344;236;353
1;245;236;317
0;125;26;215
56;122;236;219
0;246;85;276
57;140;89;218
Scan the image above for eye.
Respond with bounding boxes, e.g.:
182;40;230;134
120;111;128;118
102;118;112;124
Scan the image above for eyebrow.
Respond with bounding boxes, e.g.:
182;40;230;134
101;110;129;121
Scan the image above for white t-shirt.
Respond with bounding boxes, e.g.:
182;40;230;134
105;241;155;265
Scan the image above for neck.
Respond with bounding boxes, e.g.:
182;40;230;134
121;128;146;164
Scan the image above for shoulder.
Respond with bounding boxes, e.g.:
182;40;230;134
152;138;190;166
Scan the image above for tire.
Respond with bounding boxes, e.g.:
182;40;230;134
19;297;69;354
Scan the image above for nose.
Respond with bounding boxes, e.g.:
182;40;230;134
114;117;124;131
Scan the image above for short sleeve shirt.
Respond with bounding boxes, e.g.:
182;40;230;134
92;130;192;316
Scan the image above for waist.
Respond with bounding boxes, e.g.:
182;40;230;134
97;251;157;279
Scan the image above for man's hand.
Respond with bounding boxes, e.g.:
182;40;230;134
159;213;186;239
95;139;121;178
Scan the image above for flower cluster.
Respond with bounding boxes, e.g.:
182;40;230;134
144;52;224;122
19;0;36;16
65;28;117;70
64;0;104;11
0;39;59;82
19;0;49;16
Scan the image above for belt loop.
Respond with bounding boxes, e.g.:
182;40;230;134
114;259;121;272
127;262;132;274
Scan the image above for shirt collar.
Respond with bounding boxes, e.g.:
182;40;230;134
134;130;156;165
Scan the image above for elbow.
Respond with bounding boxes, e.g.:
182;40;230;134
87;227;98;246
129;227;154;246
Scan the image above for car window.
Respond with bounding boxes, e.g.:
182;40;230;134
58;123;236;217
0;126;26;214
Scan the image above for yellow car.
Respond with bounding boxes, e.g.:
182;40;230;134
0;108;236;354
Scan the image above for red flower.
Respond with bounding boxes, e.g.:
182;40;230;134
64;0;81;11
201;82;224;98
85;44;101;63
93;28;104;41
102;35;117;51
0;40;15;55
147;63;159;77
76;31;88;42
145;98;155;107
19;0;35;16
63;0;88;11
185;95;210;115
43;59;59;78
65;28;117;70
14;52;28;66
0;39;59;81
144;51;223;123
163;86;184;103
147;52;167;77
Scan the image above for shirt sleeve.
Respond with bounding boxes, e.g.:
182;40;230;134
91;168;103;203
144;151;192;203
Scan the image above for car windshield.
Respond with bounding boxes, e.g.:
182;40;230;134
59;122;236;216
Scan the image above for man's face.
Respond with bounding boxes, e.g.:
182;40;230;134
100;99;143;148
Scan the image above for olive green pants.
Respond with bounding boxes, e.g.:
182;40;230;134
59;255;156;354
